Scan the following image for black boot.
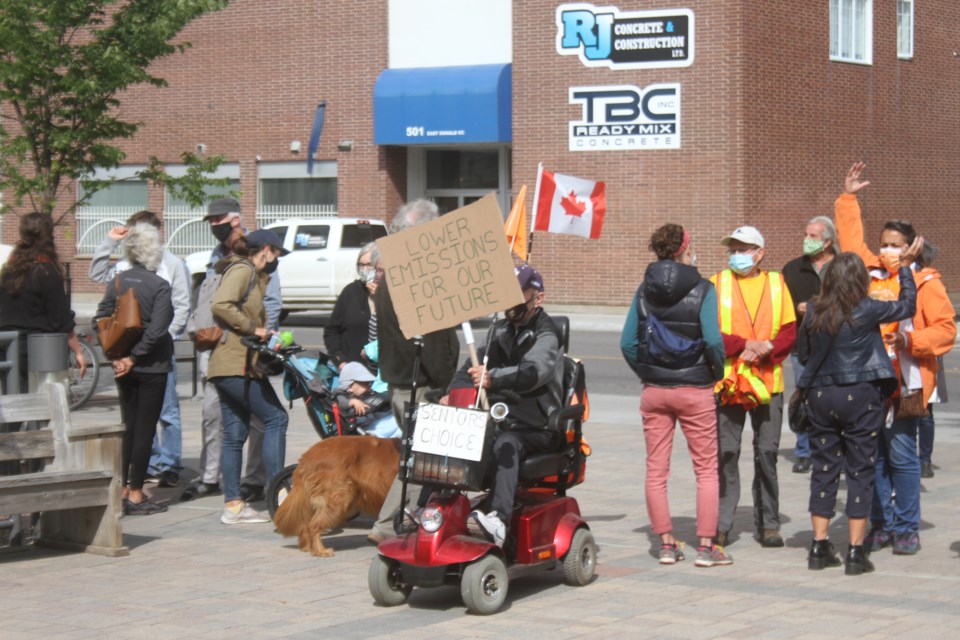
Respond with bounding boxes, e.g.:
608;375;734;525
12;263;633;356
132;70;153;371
845;544;875;576
808;539;841;570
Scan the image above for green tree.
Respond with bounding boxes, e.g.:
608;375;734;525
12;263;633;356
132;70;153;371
0;0;233;218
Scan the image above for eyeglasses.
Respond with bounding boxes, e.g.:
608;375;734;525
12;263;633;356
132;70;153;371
727;247;759;256
357;262;374;268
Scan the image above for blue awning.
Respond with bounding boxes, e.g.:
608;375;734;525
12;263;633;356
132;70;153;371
374;64;511;145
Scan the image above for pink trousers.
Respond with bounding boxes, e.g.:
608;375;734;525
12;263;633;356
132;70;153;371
639;385;719;539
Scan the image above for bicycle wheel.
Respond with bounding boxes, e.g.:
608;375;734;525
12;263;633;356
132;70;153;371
68;340;99;410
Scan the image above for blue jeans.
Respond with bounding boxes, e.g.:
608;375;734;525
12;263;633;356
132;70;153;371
791;354;810;459
213;376;288;502
871;416;921;533
918;405;935;464
148;357;182;474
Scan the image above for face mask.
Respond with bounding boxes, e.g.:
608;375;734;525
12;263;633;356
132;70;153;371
211;222;232;243
359;267;377;284
728;253;755;275
803;238;825;256
879;247;902;273
262;258;279;274
505;298;534;323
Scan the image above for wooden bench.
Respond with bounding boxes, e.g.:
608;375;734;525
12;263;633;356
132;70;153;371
0;383;127;556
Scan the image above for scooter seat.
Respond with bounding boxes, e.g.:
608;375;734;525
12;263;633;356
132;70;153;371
519;452;567;482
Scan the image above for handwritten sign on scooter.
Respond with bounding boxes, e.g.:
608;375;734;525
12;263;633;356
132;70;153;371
412;403;489;462
376;193;524;338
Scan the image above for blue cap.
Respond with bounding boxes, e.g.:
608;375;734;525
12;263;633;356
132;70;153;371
245;229;289;256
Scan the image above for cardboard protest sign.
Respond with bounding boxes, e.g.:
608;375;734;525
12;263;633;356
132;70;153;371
377;193;524;338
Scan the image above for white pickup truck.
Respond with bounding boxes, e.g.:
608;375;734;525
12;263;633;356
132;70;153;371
186;218;387;317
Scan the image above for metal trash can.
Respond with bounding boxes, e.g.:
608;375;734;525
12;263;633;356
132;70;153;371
27;332;69;394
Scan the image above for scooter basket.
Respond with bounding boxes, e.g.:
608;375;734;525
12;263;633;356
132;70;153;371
409;452;489;492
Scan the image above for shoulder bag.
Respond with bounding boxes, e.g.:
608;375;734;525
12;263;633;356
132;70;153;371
97;277;144;360
788;330;835;435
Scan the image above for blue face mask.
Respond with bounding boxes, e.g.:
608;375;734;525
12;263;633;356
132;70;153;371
728;253;755;275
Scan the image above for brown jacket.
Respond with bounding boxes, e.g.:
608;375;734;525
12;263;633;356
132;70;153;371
207;256;269;379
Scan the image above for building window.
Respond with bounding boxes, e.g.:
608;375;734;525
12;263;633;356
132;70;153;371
830;0;873;64
897;0;914;59
257;161;337;226
163;163;240;257
75;169;148;256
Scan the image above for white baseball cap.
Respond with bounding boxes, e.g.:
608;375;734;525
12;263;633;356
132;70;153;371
721;226;765;249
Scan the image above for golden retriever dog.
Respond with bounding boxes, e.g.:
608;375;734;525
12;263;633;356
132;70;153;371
274;436;400;557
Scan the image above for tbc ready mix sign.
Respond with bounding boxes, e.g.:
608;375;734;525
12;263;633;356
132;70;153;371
556;4;694;69
568;83;680;151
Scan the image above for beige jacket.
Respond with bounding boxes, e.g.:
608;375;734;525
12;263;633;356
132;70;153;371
207;256;270;380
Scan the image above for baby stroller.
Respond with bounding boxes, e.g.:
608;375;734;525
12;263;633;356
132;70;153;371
240;336;362;518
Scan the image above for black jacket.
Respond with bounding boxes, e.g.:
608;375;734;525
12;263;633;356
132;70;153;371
448;309;564;430
374;281;459;390
94;265;173;374
324;279;372;369
632;260;718;387
782;255;824;354
0;263;75;335
798;266;916;395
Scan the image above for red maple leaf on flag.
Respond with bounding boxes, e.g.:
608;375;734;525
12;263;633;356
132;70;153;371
560;190;587;217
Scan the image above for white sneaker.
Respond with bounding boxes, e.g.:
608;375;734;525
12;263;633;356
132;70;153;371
221;502;271;524
468;510;506;547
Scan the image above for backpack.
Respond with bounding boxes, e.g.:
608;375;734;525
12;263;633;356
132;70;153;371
640;296;704;366
187;260;257;351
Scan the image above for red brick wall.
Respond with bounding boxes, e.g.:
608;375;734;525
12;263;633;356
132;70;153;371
742;1;960;292
6;0;958;303
513;0;747;306
28;0;403;294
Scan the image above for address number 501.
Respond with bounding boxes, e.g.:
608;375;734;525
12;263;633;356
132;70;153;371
406;126;425;137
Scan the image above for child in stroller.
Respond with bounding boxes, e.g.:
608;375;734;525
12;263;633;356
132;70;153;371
334;362;401;439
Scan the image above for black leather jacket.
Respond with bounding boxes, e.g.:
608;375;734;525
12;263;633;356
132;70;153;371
797;266;916;396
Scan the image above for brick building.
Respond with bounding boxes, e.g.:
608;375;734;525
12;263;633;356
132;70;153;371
8;0;958;306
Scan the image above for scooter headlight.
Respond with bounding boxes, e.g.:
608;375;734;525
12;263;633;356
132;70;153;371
420;506;443;533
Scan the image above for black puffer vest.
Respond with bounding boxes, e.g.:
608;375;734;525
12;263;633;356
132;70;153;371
635;260;714;387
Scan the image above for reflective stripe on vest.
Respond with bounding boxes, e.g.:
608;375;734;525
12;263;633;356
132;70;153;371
714;269;785;405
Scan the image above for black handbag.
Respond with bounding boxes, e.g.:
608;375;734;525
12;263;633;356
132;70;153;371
788;331;835;435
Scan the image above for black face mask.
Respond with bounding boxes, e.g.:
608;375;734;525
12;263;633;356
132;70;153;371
211;222;232;243
262;258;279;274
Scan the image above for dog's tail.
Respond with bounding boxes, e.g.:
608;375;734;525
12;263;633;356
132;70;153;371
273;480;311;537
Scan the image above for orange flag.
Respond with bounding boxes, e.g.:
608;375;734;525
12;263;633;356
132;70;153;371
504;184;528;262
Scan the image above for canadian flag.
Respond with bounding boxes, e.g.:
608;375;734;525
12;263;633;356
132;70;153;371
532;165;606;240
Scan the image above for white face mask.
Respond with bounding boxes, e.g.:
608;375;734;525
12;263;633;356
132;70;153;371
359;267;376;284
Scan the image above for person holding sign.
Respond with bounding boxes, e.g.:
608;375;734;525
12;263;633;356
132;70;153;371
441;265;565;548
367;200;461;544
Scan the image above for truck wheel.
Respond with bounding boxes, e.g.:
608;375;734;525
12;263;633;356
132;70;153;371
266;464;297;520
562;528;597;586
368;555;412;606
461;555;508;615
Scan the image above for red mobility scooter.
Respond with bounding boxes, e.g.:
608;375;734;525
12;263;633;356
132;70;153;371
368;319;596;615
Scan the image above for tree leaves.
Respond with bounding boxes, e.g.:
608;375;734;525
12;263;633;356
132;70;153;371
0;0;230;215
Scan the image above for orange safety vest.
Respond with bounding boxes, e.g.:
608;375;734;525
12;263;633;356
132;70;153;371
712;269;785;408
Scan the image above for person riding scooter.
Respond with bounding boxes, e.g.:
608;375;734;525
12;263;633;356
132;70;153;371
440;265;565;547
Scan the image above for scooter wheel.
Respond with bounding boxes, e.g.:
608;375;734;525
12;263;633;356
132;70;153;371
562;528;597;586
461;555;509;615
369;554;412;606
266;464;298;520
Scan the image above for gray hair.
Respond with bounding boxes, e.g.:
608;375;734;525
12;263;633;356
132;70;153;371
389;199;438;234
808;215;837;253
359;241;380;265
124;223;164;272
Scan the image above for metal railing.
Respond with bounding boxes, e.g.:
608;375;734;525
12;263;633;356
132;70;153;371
256;204;337;226
75;207;140;256
164;206;217;257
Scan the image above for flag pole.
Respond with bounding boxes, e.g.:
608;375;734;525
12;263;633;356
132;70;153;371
528;163;543;264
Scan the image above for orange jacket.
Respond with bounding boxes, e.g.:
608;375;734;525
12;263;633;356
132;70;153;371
835;193;956;404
